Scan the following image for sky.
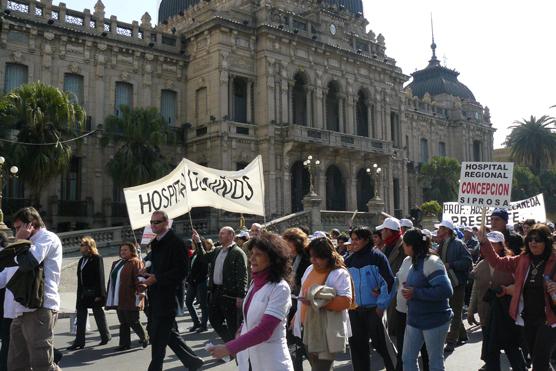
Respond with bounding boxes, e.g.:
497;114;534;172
63;0;556;148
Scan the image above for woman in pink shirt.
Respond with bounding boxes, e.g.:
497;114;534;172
208;232;294;371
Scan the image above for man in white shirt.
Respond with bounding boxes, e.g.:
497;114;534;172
8;207;62;371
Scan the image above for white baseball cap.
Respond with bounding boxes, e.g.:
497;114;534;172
400;218;414;229
309;231;327;240
422;229;432;239
434;220;456;231
486;231;505;244
376;217;401;231
464;226;474;233
235;230;250;239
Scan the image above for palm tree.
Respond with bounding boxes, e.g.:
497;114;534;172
505;115;556;175
101;106;173;188
0;82;85;204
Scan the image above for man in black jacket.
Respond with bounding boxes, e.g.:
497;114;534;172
140;211;203;371
199;226;248;343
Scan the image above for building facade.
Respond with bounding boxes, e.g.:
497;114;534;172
0;0;494;231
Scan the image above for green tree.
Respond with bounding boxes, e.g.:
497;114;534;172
419;156;461;203
0;82;85;203
505;115;556;175
539;170;556;213
512;165;541;201
101;106;173;188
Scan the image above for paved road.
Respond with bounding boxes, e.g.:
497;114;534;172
54;247;497;370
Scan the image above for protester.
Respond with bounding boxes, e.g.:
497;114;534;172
106;242;148;351
467;231;525;371
293;237;352;371
7;207;63;370
401;228;454;371
0;232;18;371
463;227;480;263
521;219;535;237
400;219;414;234
186;235;210;334
336;234;349;256
377;217;405;336
489;208;524;256
282;227;311;370
479;224;556;370
330;229;341;241
235;230;250;251
250;223;262;239
434;220;473;353
208;232;294;370
68;236;111;350
139;211;203;371
202;226;248;345
345;227;396;371
372;230;385;251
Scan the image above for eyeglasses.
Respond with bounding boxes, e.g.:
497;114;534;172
150;220;165;225
528;237;543;243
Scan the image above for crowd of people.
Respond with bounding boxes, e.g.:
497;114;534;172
0;206;554;371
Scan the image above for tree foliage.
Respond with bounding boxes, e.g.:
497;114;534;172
505;115;556;175
539;170;556;213
101;106;173;189
0;82;85;202
419;156;461;203
512;165;541;201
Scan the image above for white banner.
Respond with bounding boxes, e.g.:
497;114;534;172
141;220;174;245
443;193;546;227
124;156;265;230
458;162;514;208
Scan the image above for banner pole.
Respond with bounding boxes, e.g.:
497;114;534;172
480;207;488;232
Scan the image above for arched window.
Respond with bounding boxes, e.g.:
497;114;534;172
292;73;307;126
291;161;310;212
326;165;345;210
356;90;369;137
356;168;374;211
326;81;340;132
232;77;248;123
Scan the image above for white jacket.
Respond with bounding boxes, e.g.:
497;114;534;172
236;279;294;371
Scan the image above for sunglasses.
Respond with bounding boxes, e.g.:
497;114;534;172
528;237;543;243
150;220;165;225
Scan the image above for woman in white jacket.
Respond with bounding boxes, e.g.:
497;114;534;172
208;232;294;371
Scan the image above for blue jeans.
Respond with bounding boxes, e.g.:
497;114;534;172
402;320;450;371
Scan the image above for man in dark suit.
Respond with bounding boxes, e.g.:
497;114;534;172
197;226;248;343
140;211;203;371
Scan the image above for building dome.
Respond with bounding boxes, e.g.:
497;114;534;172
323;0;364;14
406;42;476;102
158;0;200;24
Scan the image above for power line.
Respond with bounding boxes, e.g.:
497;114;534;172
0;130;99;147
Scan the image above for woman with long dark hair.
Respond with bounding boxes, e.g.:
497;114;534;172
208;232;294;370
293;237;353;371
401;228;453;371
68;236;111;350
479;224;556;370
106;242;148;350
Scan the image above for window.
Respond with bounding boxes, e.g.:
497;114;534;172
393;178;401;218
115;82;133;117
292;19;307;31
390;112;401;147
326;81;340;132
356;90;369;137
232;77;247;123
473;140;482;161
439;141;446;157
61;157;80;201
160;89;177;125
292;73;307;126
63;73;84;105
236;162;248;171
4;63;28;93
420;138;429;164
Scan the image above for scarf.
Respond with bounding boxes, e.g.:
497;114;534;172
384;231;402;247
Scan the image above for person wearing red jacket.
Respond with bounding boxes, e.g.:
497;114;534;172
479;223;556;371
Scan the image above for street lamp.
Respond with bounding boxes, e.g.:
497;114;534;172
0;156;20;235
366;163;382;200
303;155;320;197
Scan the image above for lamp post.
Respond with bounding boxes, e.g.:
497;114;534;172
303;155;320;197
366;163;382;201
0;156;19;235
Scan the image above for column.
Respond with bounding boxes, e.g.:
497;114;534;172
287;81;294;124
345;95;355;135
368;104;374;138
338;95;345;132
228;75;234;121
306;87;313;127
280;80;289;124
315;87;324;129
110;16;118;36
220;70;229;121
58;3;66;22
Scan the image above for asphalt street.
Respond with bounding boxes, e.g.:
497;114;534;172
53;247;498;370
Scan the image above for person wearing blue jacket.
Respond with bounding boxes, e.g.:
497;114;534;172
401;228;454;371
345;227;396;371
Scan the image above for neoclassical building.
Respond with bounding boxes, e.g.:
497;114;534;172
0;0;494;231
